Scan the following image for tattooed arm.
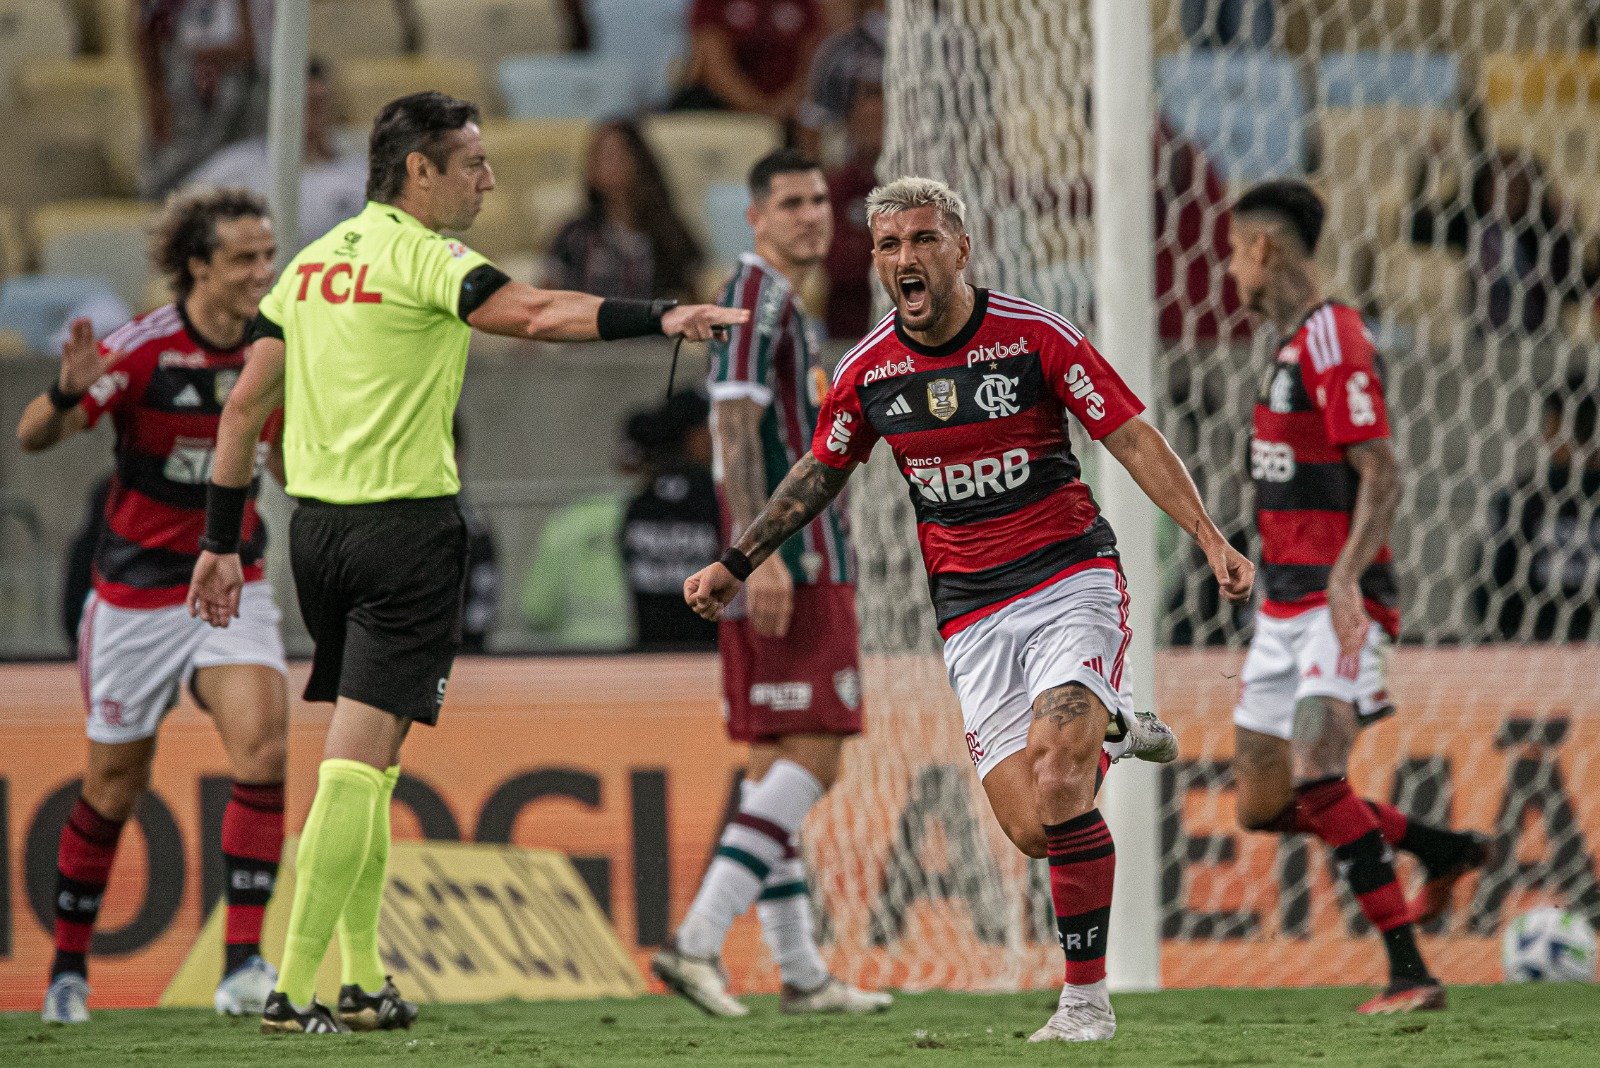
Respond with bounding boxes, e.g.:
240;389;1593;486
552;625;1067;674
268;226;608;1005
685;453;855;622
716;397;795;637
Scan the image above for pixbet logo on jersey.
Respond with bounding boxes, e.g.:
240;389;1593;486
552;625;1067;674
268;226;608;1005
965;335;1029;367
908;448;1030;503
1064;364;1105;420
863;356;917;384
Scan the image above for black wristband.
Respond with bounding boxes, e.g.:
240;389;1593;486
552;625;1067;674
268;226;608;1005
47;381;85;411
596;298;678;340
719;547;754;582
200;482;249;555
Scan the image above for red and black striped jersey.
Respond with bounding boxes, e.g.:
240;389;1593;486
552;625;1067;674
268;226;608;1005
1250;301;1399;635
78;303;280;609
812;289;1143;637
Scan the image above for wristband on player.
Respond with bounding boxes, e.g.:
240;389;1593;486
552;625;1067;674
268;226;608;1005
199;482;249;555
596;298;678;340
47;381;85;411
719;547;754;582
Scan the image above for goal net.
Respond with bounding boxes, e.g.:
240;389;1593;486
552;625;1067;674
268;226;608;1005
764;0;1600;994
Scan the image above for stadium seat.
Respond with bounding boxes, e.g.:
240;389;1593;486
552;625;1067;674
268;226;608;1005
523;181;583;253
31;199;154;311
1481;51;1600;111
641;113;781;242
1316;106;1463;243
0;134;113;214
11;60;142;194
417;0;566;65
1156;51;1308;184
79;0;131;55
461;183;538;263
0;207;25;283
587;0;691;108
1317;50;1458;108
1371;244;1465;330
0;1;78;108
309;0;411;61
703;183;752;271
497;55;637;120
479;118;592;194
336;57;494;129
0;274;131;356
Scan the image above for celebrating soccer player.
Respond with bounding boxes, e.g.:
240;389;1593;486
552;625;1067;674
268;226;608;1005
1224;180;1489;1015
186;91;747;1035
652;150;890;1017
18;189;289;1025
684;176;1253;1043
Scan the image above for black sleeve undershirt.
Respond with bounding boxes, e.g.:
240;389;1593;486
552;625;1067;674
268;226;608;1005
458;264;512;321
245;312;284;344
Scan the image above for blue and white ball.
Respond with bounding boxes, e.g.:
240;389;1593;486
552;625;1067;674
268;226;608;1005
1502;907;1597;982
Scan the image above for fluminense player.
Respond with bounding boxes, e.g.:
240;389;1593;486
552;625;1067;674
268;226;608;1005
18;189;289;1024
652;150;889;1017
187;91;746;1035
1225;180;1488;1015
684;176;1253;1043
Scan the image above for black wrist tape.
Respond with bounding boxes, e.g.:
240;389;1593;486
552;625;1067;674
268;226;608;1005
201;482;249;554
719;547;754;582
48;381;85;411
597;298;677;340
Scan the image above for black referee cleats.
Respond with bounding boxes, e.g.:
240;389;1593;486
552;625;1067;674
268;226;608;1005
260;991;349;1034
337;977;419;1031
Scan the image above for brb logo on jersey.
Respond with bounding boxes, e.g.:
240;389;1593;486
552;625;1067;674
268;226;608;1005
974;373;1020;418
1064;364;1106;420
909;447;1029;502
1250;438;1295;482
825;411;854;454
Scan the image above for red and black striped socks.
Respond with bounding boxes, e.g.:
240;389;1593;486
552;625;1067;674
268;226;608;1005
51;796;127;980
1296;777;1431;987
1044;808;1116;986
222;781;285;975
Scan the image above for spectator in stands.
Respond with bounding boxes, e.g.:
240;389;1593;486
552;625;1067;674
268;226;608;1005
136;0;273;197
797;0;885;161
453;417;502;654
542;120;705;302
620;392;720;650
519;419;636;651
184;60;367;249
671;0;824;132
1180;0;1274;47
1476;377;1600;642
1408;150;1597;337
822;83;882;338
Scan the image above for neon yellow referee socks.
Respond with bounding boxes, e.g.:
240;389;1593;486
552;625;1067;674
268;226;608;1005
337;764;399;993
275;759;384;1007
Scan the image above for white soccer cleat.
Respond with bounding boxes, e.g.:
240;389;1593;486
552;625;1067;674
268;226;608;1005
780;976;892;1014
651;943;749;1018
1114;710;1179;764
42;973;90;1024
215;954;278;1016
1028;981;1116;1043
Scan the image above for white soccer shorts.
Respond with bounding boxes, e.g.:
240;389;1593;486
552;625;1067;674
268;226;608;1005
77;580;287;744
942;564;1134;780
1232;606;1394;741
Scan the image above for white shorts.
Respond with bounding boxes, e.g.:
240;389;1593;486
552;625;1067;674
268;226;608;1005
942;564;1134;780
1232;606;1395;741
77;581;287;744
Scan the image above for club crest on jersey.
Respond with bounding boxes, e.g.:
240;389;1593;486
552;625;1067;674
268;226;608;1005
214;369;240;406
927;378;958;420
1269;367;1294;413
975;373;1020;418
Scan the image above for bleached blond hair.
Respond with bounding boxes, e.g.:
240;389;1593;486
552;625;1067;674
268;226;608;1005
865;176;967;234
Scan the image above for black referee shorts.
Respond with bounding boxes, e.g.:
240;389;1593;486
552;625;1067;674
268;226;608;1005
290;496;468;725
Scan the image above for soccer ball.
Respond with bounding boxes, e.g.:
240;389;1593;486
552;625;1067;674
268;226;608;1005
1501;906;1597;982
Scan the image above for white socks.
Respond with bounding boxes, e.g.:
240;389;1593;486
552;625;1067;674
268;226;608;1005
676;760;826;971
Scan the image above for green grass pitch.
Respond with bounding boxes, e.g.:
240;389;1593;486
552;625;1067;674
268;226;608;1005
4;986;1598;1065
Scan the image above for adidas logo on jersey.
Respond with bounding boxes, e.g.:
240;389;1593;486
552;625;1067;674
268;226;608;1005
172;384;202;407
885;394;912;418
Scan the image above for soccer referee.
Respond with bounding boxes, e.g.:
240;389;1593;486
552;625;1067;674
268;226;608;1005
187;91;745;1035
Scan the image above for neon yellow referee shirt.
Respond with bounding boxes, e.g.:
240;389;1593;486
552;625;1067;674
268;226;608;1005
257;201;498;504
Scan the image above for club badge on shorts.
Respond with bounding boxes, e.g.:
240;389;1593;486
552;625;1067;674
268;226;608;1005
833;667;862;711
927;378;958;420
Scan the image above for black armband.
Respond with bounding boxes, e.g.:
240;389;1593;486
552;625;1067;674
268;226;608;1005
199;482;249;555
47;381;85;411
719;547;754;582
597;298;678;340
245;312;284;344
458;264;512;320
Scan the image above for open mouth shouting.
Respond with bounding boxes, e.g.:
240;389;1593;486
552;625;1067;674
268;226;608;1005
897;274;929;317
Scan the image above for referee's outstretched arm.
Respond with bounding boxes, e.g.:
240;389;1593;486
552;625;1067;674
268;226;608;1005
468;282;747;343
